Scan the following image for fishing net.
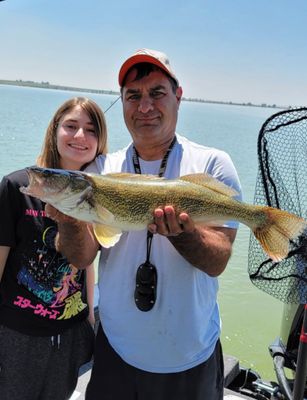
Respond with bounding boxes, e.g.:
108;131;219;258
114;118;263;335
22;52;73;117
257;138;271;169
248;108;307;304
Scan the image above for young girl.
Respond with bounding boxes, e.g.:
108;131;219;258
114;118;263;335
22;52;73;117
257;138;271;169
0;97;108;400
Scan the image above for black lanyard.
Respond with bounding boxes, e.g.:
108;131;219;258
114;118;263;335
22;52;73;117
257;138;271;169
132;135;177;254
132;136;177;177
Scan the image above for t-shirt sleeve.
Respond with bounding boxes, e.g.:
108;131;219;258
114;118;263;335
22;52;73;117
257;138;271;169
207;150;242;229
209;151;242;200
0;176;21;247
85;155;106;174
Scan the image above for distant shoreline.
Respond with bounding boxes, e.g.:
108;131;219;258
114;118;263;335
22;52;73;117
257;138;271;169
0;79;285;110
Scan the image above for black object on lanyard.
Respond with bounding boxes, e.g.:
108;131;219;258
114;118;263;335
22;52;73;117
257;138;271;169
133;136;177;311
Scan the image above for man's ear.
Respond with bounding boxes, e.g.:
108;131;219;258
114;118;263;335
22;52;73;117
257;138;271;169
176;87;183;102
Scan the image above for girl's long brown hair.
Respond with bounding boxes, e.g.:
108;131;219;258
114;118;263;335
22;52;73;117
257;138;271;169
37;97;108;169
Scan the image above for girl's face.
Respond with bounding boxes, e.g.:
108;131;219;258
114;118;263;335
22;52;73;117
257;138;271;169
56;105;98;170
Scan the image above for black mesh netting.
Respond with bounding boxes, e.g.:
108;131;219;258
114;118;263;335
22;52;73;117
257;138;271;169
248;107;307;304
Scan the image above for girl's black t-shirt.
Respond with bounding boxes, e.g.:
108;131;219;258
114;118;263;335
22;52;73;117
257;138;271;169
0;169;88;336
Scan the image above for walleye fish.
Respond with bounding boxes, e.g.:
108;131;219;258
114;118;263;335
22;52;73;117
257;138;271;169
20;167;307;262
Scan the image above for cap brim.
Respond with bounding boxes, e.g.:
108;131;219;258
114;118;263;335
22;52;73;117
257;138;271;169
118;54;177;87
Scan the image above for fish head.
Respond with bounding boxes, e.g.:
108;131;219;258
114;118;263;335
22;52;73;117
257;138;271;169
20;167;91;204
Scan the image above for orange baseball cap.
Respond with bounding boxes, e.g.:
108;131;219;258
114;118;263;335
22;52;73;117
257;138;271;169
118;48;179;87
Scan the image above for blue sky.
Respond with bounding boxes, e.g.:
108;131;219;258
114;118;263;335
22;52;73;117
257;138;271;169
0;0;306;107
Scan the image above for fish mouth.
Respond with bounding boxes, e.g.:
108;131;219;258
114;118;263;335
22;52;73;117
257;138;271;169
22;167;88;198
20;167;67;198
27;167;43;188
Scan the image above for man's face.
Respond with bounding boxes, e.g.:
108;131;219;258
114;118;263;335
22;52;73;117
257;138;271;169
121;68;182;149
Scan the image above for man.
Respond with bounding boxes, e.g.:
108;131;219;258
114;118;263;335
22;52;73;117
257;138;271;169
54;48;242;399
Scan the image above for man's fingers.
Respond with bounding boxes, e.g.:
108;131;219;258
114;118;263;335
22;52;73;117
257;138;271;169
178;213;195;233
148;207;196;237
45;204;70;223
153;208;169;235
149;207;189;236
164;206;182;235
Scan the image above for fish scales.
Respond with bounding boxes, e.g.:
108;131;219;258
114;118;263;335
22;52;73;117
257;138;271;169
88;174;267;228
20;167;307;261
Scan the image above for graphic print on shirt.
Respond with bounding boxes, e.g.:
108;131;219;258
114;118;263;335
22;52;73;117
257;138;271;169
15;219;87;320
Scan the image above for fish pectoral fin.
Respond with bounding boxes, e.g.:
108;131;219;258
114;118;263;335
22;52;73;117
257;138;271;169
180;173;238;197
95;204;115;224
93;223;122;248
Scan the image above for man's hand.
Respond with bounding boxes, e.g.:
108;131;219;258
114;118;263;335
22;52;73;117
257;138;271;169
45;204;72;224
148;206;195;237
148;206;236;276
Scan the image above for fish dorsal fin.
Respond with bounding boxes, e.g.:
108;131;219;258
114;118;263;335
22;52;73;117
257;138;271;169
180;173;238;197
93;223;122;248
105;172;165;182
104;172;136;179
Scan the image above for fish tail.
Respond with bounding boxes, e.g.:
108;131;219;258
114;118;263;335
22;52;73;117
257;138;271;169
253;207;307;262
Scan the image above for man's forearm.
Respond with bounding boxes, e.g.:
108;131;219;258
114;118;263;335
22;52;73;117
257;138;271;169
168;226;236;277
55;219;99;268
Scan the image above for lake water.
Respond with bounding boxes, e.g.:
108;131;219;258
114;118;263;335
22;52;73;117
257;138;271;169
0;84;282;380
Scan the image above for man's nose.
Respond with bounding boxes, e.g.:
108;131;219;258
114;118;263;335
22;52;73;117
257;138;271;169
138;97;154;113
